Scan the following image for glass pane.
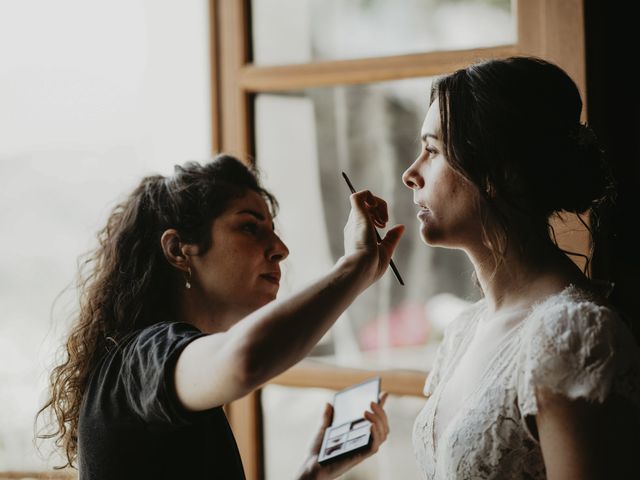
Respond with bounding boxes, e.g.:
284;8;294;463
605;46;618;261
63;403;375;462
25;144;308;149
0;0;211;470
255;77;480;370
263;385;426;479
255;77;480;480
251;0;515;65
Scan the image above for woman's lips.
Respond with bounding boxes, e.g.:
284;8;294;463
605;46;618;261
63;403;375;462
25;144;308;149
417;208;431;221
260;273;281;285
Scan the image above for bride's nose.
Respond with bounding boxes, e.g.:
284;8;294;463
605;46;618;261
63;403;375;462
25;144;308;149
402;159;424;190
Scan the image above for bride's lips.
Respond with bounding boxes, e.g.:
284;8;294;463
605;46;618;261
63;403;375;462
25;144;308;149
415;201;431;221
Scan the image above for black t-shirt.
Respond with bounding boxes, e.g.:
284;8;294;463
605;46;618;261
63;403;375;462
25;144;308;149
78;321;246;479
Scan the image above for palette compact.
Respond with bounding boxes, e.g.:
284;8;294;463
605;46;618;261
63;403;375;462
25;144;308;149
318;376;381;464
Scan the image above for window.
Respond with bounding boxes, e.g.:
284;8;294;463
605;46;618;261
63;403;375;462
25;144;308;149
211;0;588;479
0;0;588;477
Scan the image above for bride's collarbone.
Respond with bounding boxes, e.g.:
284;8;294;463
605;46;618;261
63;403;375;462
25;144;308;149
440;315;525;407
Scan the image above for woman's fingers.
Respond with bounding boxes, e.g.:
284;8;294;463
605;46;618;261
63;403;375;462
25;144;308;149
374;197;389;224
379;224;405;258
310;395;391;479
345;190;405;284
374;392;390;438
364;412;385;452
323;402;334;424
366;195;388;228
363;394;390;451
350;190;389;228
310;403;333;454
367;403;384;438
349;191;405;249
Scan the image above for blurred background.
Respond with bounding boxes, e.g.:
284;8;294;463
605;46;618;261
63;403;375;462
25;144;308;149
2;0;598;478
0;0;212;471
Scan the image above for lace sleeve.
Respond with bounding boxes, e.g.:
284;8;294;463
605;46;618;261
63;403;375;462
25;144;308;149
517;298;640;426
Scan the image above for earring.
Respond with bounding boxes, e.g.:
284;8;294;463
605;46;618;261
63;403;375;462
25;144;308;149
185;267;192;290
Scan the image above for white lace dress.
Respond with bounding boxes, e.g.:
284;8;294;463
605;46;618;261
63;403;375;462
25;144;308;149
412;285;640;479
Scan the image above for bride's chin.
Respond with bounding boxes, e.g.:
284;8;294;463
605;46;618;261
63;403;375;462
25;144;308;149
420;226;448;248
419;224;435;245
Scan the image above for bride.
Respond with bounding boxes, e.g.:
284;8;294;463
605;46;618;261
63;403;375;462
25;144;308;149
403;56;640;479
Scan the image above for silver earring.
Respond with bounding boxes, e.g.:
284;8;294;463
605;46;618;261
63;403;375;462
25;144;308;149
185;267;192;290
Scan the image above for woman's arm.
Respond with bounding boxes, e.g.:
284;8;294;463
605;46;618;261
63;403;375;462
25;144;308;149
536;387;637;480
174;191;404;410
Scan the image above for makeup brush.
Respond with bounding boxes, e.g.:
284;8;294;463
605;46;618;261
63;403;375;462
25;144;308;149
341;172;404;286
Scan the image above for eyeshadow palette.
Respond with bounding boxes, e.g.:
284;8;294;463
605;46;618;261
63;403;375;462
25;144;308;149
318;377;380;464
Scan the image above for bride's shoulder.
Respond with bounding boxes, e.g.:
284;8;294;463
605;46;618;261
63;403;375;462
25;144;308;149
517;284;640;413
524;284;624;337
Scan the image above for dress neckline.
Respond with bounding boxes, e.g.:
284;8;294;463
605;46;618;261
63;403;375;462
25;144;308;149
429;303;529;457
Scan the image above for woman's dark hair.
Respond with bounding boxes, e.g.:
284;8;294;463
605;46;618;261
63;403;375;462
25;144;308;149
36;154;277;468
432;56;613;268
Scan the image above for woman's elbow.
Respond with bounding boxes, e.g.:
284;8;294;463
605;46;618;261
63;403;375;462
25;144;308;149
237;342;272;391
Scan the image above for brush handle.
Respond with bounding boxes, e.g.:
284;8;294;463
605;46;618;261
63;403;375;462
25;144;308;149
341;172;404;286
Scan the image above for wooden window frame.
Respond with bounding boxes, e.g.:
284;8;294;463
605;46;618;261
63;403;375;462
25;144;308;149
0;474;76;480
209;1;587;478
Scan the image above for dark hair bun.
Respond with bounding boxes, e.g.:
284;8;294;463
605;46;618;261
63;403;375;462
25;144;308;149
545;123;611;214
436;57;616;220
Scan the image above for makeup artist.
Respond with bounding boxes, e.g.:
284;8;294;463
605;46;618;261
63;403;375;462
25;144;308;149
38;155;404;479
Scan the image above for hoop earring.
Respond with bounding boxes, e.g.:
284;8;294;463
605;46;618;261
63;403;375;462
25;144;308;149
185;267;192;290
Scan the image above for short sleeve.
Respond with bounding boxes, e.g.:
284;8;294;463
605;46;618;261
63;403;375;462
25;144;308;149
517;298;640;423
117;322;208;427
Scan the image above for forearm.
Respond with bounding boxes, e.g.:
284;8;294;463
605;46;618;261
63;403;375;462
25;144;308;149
175;190;402;411
231;253;371;387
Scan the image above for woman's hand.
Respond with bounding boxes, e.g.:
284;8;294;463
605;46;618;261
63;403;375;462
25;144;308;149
296;392;390;480
343;190;404;286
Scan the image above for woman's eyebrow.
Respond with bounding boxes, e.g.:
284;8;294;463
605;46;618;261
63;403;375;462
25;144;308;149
236;209;266;221
421;132;439;142
236;209;276;230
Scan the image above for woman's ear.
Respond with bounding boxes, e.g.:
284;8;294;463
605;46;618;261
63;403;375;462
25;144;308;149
160;229;191;272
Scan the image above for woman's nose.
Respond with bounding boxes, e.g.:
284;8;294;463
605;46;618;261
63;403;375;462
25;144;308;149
402;160;424;190
267;233;289;262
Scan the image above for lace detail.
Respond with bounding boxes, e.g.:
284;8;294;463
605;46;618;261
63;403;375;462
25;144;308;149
412;285;640;479
518;289;640;422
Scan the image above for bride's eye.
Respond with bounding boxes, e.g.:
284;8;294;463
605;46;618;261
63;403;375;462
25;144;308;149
425;145;439;155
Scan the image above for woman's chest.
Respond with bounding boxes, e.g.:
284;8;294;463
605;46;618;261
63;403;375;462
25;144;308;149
413;358;539;480
435;323;520;437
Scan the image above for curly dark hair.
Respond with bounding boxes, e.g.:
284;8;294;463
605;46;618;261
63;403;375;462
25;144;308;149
36;154;277;468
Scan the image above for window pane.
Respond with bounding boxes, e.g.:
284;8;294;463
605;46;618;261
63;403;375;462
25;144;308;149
251;0;515;65
255;77;480;372
0;0;210;470
255;77;480;480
